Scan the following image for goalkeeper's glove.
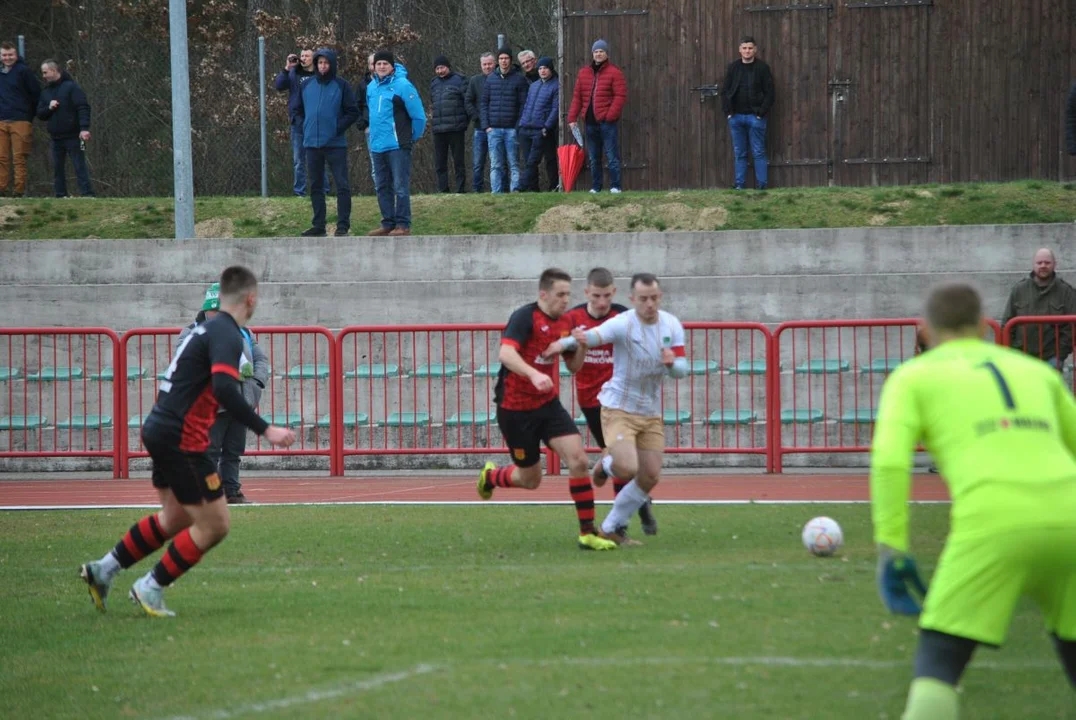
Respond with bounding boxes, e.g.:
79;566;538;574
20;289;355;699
876;544;928;616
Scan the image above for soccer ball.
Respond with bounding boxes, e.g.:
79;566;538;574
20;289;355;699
802;516;843;557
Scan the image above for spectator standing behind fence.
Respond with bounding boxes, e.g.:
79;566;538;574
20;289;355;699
361;53;378;189
176;283;269;504
518;51;539;84
297;49;360;238
720;36;775;191
0;41;41;198
568;40;627;194
465;53;496;193
1066;81;1075;156
274;49;329;197
37;60;94;198
430;55;468;194
1001;248;1076;370
482;48;529;194
366;51;426;237
518;57;560;193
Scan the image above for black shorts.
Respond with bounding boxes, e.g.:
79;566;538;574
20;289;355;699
142;430;224;505
581;405;605;449
497;398;579;468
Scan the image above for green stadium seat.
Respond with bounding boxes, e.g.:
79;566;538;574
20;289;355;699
575;414;588;426
0;415;48;429
384;412;430;427
412;363;461;378
728;360;770;375
839;408;878;424
445;411;496;426
689;360;720;375
128;416;143;428
0;367;20;381
285;363;329;380
560;364;573;377
794;360;850;374
859;357;907;374
707;409;758;425
663;409;692;425
266;411;303;427
316;412;370;428
57;415;113;429
88;367;148;381
473;363;502;377
345;363;399;378
26;366;84;381
780;409;825;424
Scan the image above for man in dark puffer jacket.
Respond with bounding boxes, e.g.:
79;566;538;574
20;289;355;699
430;55;468;193
481;48;529;193
37;59;94;198
518;57;560;192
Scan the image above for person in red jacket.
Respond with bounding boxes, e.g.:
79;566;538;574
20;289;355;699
568;39;627;194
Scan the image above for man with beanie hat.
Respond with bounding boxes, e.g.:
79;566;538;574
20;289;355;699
568;39;627;193
175;283;270;504
430;55;468;193
481;48;529;193
367;50;426;236
518;57;560;192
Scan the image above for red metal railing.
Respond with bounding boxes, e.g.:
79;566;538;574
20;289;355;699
1002;315;1076;389
0;328;123;476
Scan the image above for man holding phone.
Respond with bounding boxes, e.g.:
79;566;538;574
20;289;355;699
274;48;329;197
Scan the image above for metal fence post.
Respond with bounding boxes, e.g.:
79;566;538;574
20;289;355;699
258;35;268;198
497;33;507;50
17;35;25;59
168;0;196;240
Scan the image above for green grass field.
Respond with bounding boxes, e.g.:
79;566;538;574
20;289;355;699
0;180;1073;240
0;504;1071;719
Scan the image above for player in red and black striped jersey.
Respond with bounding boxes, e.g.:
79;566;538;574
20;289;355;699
479;268;617;551
79;266;296;618
561;267;657;535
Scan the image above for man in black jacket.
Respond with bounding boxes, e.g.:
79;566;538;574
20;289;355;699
37;60;94;198
430;55;468;193
465;53;496;193
720;36;775;190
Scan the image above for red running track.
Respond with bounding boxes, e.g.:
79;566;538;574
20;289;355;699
0;473;951;508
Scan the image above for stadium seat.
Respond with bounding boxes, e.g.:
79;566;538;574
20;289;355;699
689;360;720;375
560;364;572;377
285;364;329;380
412;363;461;378
0;415;48;429
728;360;768;375
0;367;20;381
780;408;824;424
473;363;502;377
317;412;369;428
345;363;399;378
266;411;303;427
384;412;430;427
706;409;758;425
57;415;113;429
445;411;496;426
574;414;587;426
839;408;878;424
128;416;143;428
88;367;148;381
26;366;84;381
663;409;692;425
859;357;907;374
794;360;850;374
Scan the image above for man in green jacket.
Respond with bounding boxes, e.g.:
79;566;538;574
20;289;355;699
1001;248;1076;370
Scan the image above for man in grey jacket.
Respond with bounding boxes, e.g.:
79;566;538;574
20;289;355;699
176;283;270;503
1001;248;1076;370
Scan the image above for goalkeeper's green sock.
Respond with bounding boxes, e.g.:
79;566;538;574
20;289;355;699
902;677;959;720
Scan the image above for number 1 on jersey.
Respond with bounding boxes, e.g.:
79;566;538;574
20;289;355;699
978;361;1016;410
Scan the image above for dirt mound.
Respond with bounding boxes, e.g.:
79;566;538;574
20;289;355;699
195;217;235;238
534;201;728;234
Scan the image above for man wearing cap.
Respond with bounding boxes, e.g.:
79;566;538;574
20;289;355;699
430;55;468;194
481;48;529;194
175;283;270;504
568;40;627;194
518;57;560;192
367;50;426;236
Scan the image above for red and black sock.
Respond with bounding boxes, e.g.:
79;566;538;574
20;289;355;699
487;465;516;489
150;528;206;587
569;476;596;534
613;479;629;496
111;513;169;568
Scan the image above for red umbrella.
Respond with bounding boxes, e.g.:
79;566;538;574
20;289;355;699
557;144;585;192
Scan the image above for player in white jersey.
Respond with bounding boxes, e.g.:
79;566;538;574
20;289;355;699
552;273;688;544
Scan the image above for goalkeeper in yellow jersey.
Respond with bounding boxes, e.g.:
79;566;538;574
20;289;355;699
870;282;1076;719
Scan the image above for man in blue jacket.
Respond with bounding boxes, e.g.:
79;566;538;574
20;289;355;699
37;60;94;198
481;48;529;194
366;50;426;237
297;48;360;237
518;57;560;192
430;55;468;193
0;41;41;198
274;49;329;197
